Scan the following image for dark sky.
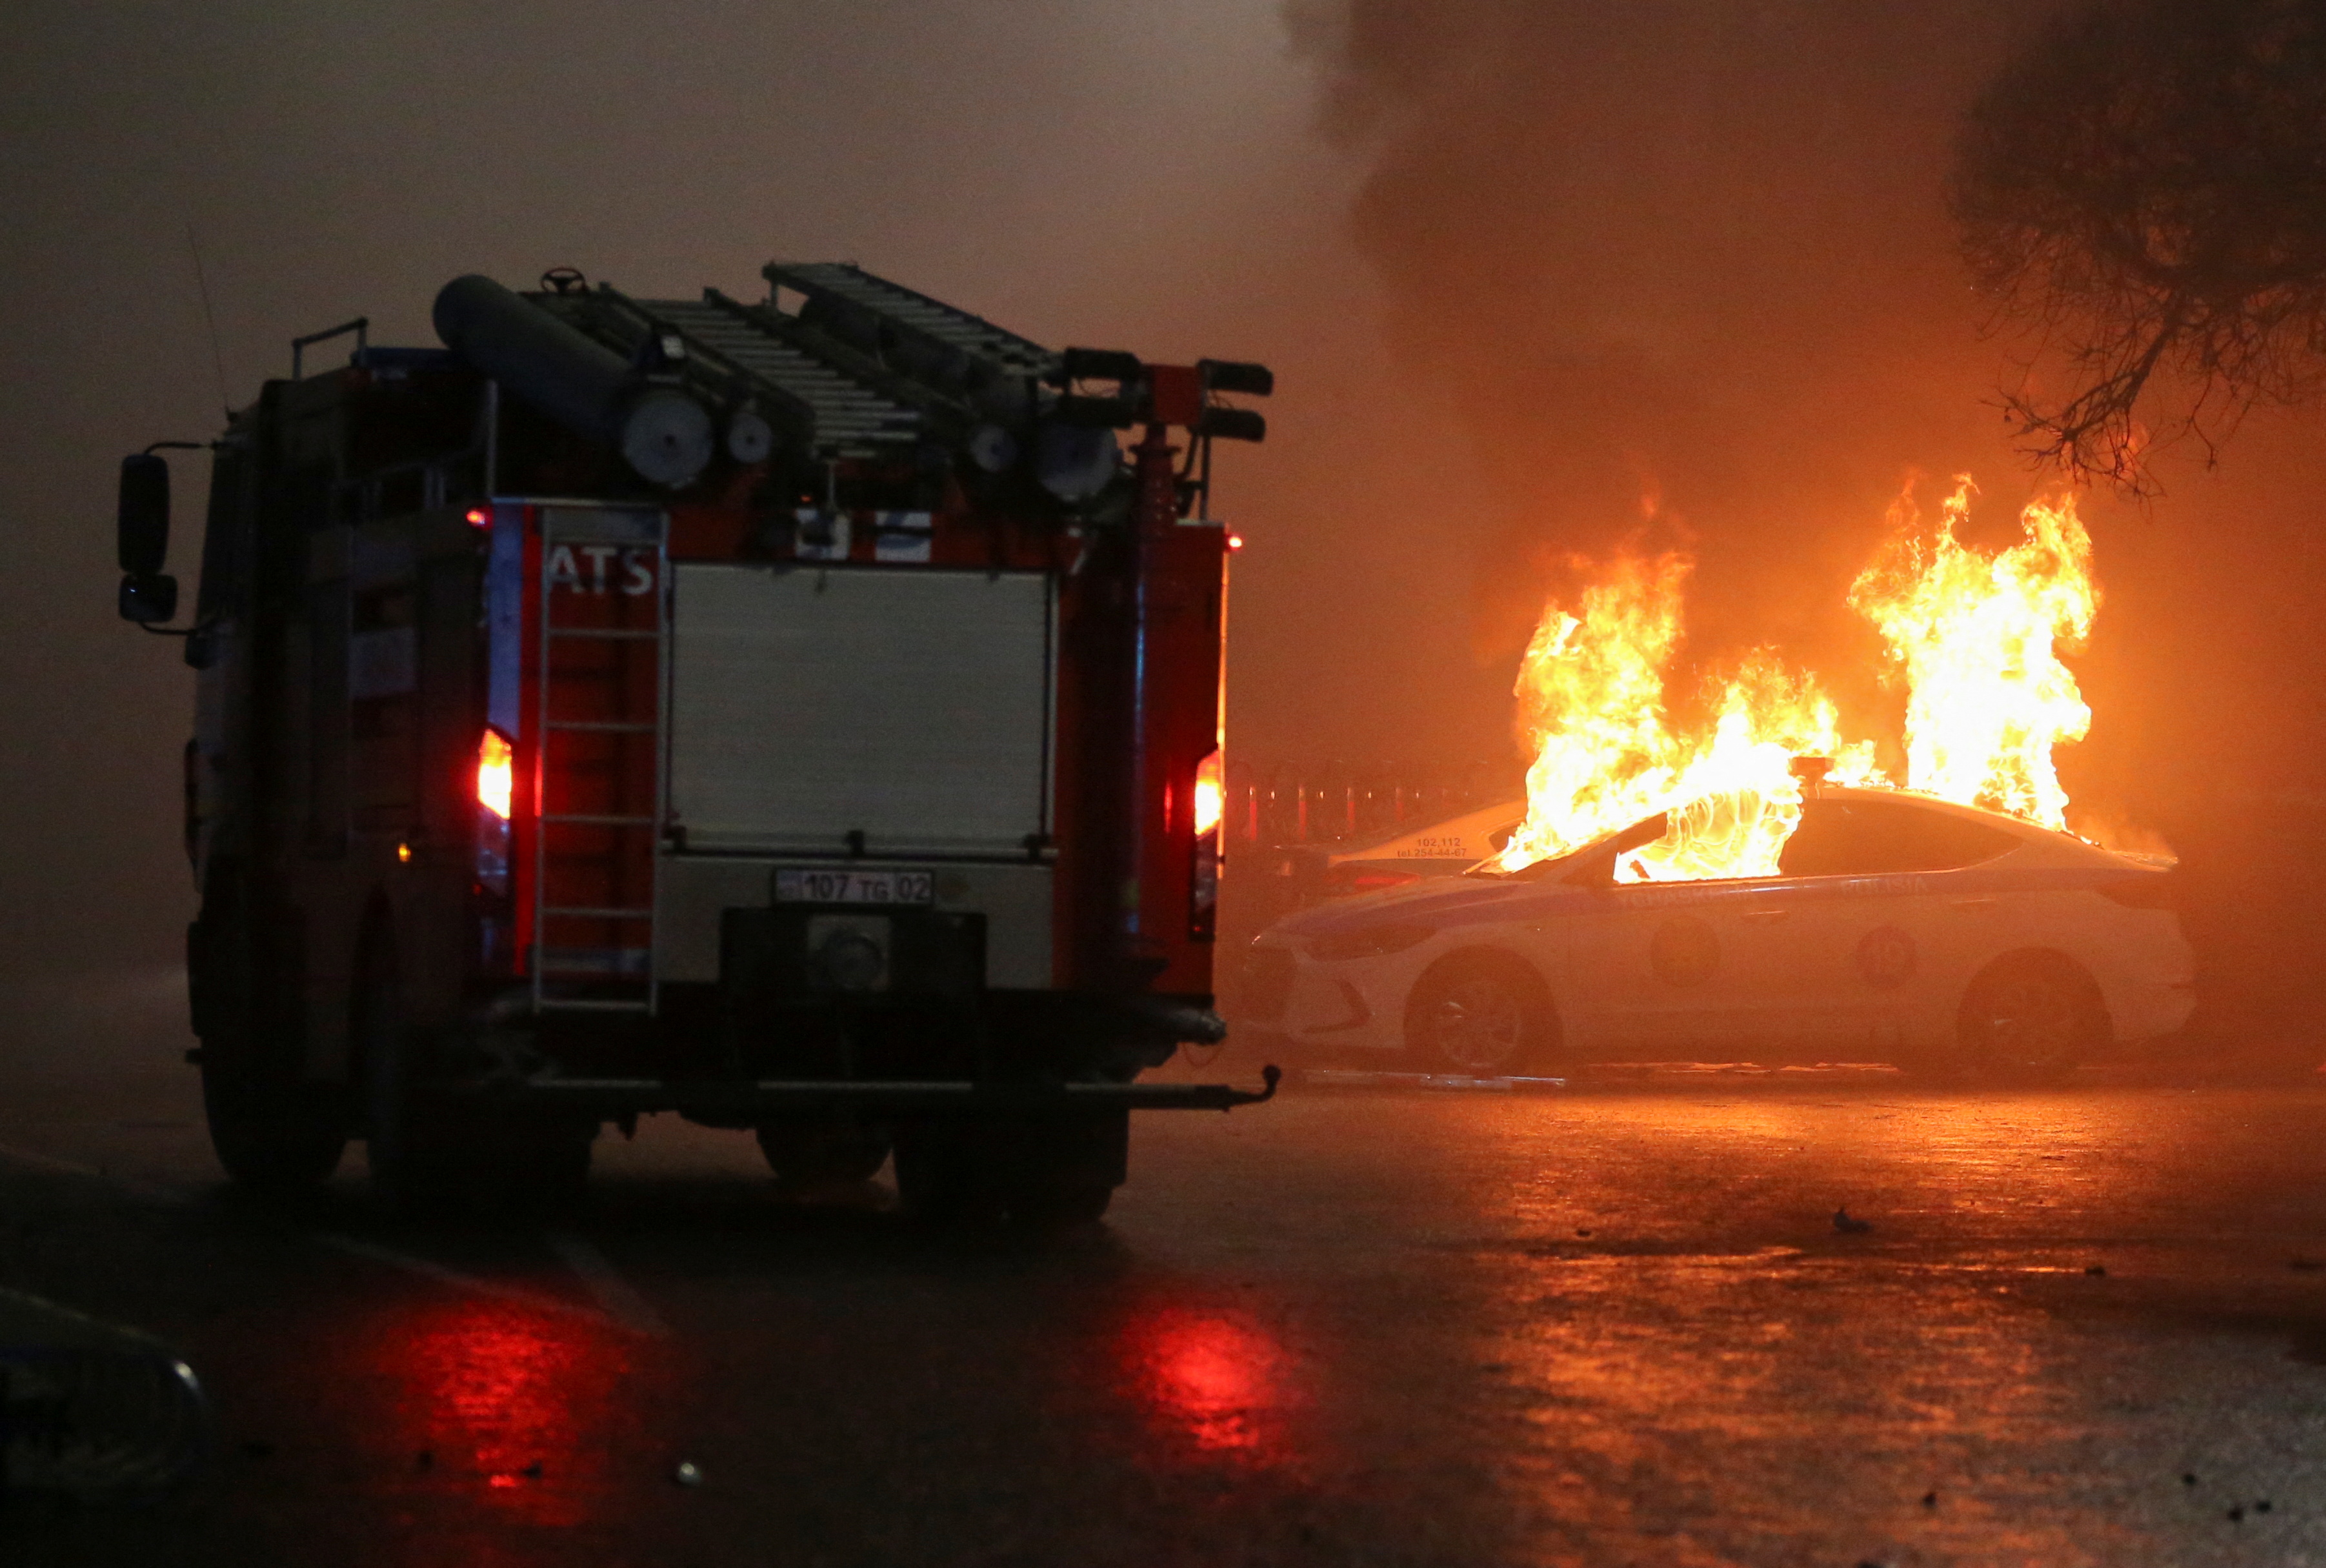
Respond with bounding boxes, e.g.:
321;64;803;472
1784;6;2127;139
6;0;2325;985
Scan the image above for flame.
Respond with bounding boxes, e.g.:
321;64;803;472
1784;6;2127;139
1500;477;2100;878
1847;476;2096;829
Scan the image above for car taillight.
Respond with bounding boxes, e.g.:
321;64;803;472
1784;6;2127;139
2097;870;2177;909
475;728;513;898
1190;749;1223;941
1323;863;1423;898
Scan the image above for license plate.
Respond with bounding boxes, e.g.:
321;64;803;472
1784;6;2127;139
773;868;936;906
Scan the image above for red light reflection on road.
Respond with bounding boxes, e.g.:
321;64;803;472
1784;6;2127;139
365;1298;637;1525
1119;1305;1298;1464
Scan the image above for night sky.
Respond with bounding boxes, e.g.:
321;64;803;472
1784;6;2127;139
6;1;2323;1005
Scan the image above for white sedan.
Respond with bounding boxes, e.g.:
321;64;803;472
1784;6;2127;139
1243;786;2194;1083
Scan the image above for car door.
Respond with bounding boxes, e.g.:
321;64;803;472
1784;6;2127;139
1567;875;1787;1056
1753;797;2027;1057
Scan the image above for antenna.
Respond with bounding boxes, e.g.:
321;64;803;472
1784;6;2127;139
186;226;230;421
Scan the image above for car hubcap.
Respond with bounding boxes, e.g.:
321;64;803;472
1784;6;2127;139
1428;979;1524;1073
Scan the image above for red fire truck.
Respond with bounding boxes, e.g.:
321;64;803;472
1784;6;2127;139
115;263;1276;1220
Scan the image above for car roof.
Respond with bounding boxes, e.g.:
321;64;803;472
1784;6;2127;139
1793;785;2144;867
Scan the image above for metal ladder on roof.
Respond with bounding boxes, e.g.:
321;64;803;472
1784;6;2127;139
530;506;668;1016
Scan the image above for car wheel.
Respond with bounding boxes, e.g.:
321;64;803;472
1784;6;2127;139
1958;954;2105;1086
1404;954;1554;1076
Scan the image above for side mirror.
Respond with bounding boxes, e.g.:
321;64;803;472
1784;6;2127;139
119;573;179;625
118;453;170;577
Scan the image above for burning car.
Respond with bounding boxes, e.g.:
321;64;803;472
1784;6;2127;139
1241;782;2193;1083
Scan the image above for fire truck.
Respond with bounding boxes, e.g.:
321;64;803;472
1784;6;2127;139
115;263;1276;1220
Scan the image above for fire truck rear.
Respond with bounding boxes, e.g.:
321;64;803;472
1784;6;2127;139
115;263;1276;1220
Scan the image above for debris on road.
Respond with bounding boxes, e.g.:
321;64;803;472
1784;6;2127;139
1834;1207;1874;1234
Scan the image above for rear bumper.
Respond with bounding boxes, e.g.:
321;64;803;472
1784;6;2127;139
448;1067;1281;1119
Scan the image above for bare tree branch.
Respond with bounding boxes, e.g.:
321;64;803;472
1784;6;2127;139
1952;0;2326;492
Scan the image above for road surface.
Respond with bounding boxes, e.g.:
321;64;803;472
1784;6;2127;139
5;970;2326;1567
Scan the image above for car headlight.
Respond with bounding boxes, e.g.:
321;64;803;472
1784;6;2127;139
1304;923;1436;962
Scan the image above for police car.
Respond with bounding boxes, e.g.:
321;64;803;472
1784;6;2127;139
1242;786;2194;1083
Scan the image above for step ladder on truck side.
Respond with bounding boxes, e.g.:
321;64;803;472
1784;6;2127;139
527;503;669;1016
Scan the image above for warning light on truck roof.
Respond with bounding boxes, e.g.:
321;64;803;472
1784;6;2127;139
477;729;513;820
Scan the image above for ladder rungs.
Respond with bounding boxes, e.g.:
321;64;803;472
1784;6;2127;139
541;813;658;826
536;998;655;1014
539;945;652;974
546;720;657;733
542;906;654;920
548;627;660;640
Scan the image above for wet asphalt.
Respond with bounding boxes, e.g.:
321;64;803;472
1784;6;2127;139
7;980;2326;1567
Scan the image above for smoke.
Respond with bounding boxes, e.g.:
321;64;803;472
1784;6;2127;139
1292;1;2046;698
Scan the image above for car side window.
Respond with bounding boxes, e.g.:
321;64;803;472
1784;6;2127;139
1777;799;2018;878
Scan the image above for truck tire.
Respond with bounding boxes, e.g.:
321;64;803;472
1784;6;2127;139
890;1122;1005;1227
200;1065;346;1192
996;1110;1126;1229
754;1116;891;1186
357;927;594;1213
190;871;345;1192
355;925;459;1213
894;1112;1125;1231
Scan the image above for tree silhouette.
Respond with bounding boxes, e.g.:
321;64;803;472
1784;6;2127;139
1952;0;2326;491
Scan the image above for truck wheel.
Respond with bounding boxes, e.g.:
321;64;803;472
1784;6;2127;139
1403;952;1557;1076
890;1122;1003;1227
1959;953;2106;1087
1002;1164;1115;1228
191;872;345;1192
995;1110;1127;1230
470;1112;597;1209
754;1116;891;1186
355;928;454;1212
200;1065;346;1192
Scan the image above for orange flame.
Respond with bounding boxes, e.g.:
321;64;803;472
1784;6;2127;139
1501;477;2100;877
1847;476;2096;829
